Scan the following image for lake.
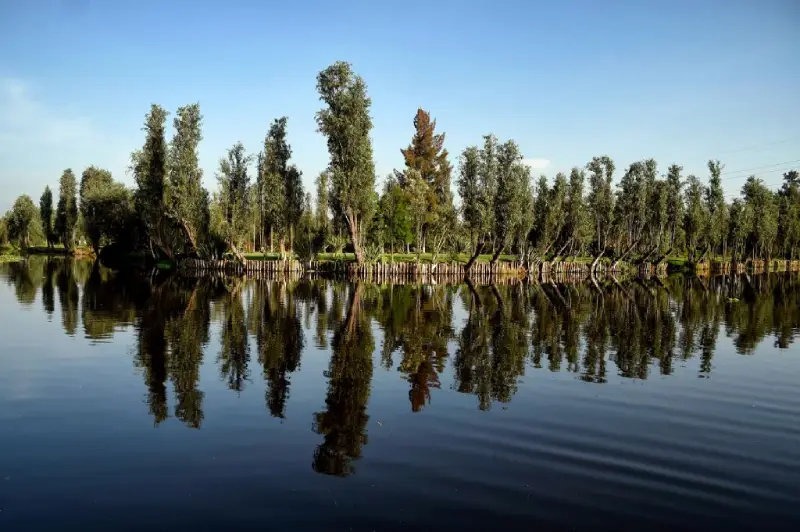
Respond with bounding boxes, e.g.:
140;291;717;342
1;257;799;530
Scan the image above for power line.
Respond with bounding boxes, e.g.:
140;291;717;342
720;159;800;180
714;138;799;156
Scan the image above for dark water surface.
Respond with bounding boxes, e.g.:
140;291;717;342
1;258;799;531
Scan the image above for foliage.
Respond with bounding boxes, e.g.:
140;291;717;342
8;194;40;247
315;61;376;264
216;142;252;260
39;186;54;247
54;168;78;251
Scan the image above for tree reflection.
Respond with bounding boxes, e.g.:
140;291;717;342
251;281;304;419
56;260;80;336
312;283;374;477
41;258;57;318
217;282;251;393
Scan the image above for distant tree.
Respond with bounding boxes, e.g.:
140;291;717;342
612;159;652;268
0;215;8;246
39;186;54;247
216;142;252;261
659;164;684;262
742;176;779;260
727;199;752;260
167;103;207;256
778;170;800;259
8;194;39;248
531;173;568;259
315;61;376;264
705;160;728;258
683;175;708;263
586;156;615;272
54;168;79;251
404;169;429;265
131;104;173;259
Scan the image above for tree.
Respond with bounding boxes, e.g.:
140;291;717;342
404;169;429;265
612;159;652;268
659;164;684;263
491;139;527;263
561;167;591;259
683;175;708;263
0;215;8;246
315;61;376;264
379;176;413;254
397;108;453;252
8;195;39;248
82;181;135;254
216;142;252;261
456;146;486;271
705;160;728;258
315;171;330;242
778;170;800;259
39;186;54;248
167;103;206;256
54;168;78;251
586;156;615;272
742;176;779;260
132;104;173;259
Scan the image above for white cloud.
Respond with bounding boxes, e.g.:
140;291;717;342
0;78;94;146
522;158;550;170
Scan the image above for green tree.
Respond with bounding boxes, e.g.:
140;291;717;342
54;168;78;250
132;104;173;259
379;176;413;254
167;103;207;256
82;181;135;253
491;139;527;262
0;215;8;246
778;170;800;259
456;146;487;271
705;160;728;258
397;108;453;253
8;194;39;248
39;186;54;247
659;164;684;262
742;176;779;260
216;142;252;260
404;169;430;265
561;167;591;258
684;175;708;263
315;61;376;264
315;171;330;242
586;156;615;272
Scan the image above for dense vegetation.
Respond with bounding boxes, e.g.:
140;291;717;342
3;61;799;272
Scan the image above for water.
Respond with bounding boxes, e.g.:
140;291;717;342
1;257;799;531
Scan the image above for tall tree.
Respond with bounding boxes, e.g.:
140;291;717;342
397;108;453;252
167;103;206;256
491;139;526;262
586;156;615;272
216;142;252;261
683;175;708;263
561;167;591;258
456;146;487;272
132;104;172;259
742;176;779;260
315;61;376;264
778;170;800;259
659;164;684;262
705;160;728;258
39;186;54;248
315;171;330;241
8;194;39;248
54;168;78;251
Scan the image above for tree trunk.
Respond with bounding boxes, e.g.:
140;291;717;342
270;227;274;253
654;246;673;266
464;240;485;274
346;207;364;265
490;242;504;265
591;248;606;274
229;240;246;263
611;239;639;270
179;218;198;257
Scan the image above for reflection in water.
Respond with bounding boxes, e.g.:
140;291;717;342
3;257;800;472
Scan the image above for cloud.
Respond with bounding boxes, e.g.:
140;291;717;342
0;78;94;146
522;158;550;170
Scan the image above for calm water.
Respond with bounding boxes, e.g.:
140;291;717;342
1;258;799;531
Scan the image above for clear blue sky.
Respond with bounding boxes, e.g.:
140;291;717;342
1;0;798;212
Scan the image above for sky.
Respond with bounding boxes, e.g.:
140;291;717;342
1;0;798;212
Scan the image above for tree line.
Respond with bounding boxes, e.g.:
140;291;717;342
2;61;799;272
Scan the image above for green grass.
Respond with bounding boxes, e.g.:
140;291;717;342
242;251;521;264
0;244;23;263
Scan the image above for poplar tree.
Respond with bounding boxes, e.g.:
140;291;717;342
39;186;54;247
586;156;615;272
54;168;78;251
315;61;376;264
